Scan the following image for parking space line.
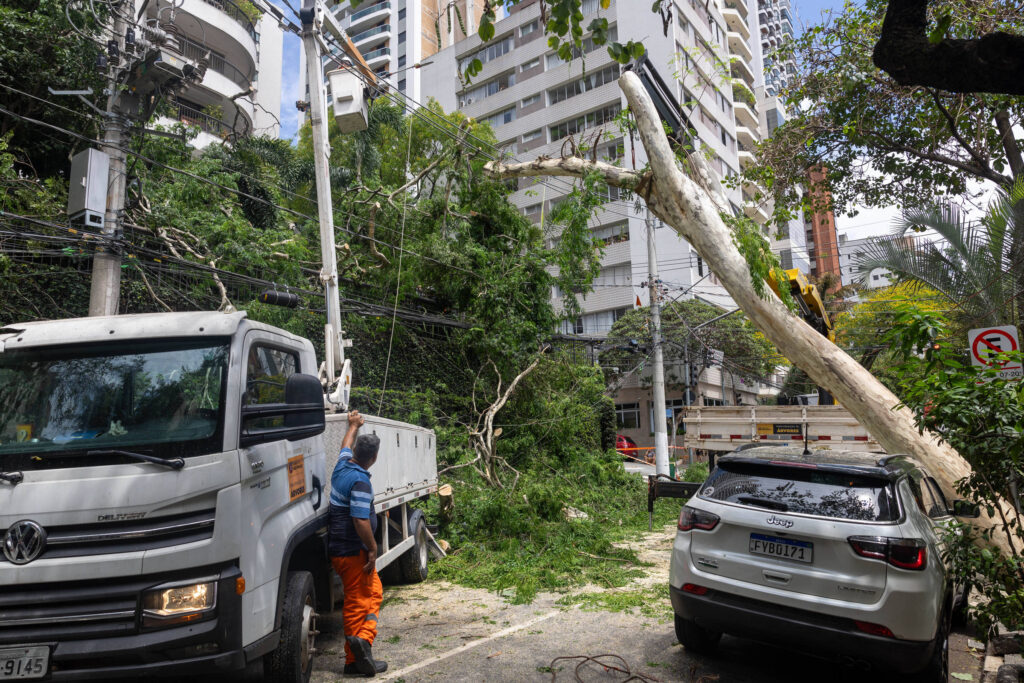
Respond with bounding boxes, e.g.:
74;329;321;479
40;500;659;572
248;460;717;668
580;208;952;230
379;609;560;681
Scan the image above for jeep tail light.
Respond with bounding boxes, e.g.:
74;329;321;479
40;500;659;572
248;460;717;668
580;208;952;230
678;506;720;532
853;620;894;638
848;536;927;570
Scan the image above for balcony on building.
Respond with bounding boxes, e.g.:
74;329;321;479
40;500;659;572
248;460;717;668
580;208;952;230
347;0;390;32
728;31;753;62
723;0;748;19
351;22;392;52
735;122;757;149
731;58;755;87
734;99;758;130
737;141;755;169
744;202;770;225
362;45;391;69
722;6;750;40
150;0;258;67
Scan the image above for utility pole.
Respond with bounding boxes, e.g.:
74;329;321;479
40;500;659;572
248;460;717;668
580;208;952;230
646;210;670;477
89;1;128;316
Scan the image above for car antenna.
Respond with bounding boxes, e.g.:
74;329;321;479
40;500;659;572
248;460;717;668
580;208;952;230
802;423;810;456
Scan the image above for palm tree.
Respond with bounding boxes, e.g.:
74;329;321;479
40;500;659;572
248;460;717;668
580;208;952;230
852;182;1024;329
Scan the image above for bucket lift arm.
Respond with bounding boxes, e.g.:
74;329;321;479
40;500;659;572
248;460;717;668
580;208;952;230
298;0;375;410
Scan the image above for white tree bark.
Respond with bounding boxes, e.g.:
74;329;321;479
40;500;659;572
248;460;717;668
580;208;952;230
485;71;1017;557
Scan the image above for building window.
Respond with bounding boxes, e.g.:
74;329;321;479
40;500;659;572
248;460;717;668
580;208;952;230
697;256;704;277
572;317;584;334
520;19;539;37
521;93;541;107
523;202;542;215
521;57;541;72
458;35;514;72
460;72;516;105
522;129;543;142
546;27;617;69
549;103;621;141
398;78;406;91
612;307;629;322
398;30;406;43
615;403;640;430
547;64;620;105
479;106;517;128
398;55;406;67
780;248;793;270
398;7;405;19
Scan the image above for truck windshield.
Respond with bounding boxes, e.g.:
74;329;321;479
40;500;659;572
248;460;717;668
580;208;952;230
0;338;229;464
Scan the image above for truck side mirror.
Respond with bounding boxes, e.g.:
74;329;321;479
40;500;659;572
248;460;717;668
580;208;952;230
952;499;981;518
240;373;325;447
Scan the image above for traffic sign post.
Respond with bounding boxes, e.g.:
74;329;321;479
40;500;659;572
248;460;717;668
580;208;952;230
968;325;1023;381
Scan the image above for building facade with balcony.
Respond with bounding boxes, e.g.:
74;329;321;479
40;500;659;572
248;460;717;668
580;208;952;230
321;1;484;103
143;0;283;147
757;0;796;98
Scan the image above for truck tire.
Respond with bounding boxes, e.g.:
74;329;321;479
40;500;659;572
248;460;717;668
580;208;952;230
673;614;720;655
266;571;317;683
398;510;429;584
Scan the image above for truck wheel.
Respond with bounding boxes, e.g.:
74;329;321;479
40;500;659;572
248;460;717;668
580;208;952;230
674;614;720;655
398;510;429;584
266;571;317;683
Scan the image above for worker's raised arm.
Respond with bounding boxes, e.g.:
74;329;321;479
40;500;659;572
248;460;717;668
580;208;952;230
341;409;364;451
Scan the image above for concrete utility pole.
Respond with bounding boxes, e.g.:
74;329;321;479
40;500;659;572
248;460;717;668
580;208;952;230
89;1;128;317
646;211;670;476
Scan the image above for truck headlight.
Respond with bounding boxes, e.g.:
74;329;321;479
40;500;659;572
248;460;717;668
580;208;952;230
142;580;217;627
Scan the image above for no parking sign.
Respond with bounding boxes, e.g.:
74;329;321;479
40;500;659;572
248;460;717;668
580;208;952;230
968;325;1023;380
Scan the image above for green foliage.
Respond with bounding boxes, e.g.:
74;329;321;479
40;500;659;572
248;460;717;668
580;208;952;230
884;314;1024;630
750;0;1023;226
724;211;795;309
602;298;780;391
431;448;681;603
680;461;708;483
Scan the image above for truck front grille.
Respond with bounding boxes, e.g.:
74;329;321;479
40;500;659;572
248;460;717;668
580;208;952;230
0;508;216;563
0;575;148;642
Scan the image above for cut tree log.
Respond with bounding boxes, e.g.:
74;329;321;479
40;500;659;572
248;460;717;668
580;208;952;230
484;70;1017;558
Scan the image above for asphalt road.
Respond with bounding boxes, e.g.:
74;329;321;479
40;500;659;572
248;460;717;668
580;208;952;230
311;525;985;683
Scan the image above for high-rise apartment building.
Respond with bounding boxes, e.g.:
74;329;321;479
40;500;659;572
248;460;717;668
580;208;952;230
757;0;796;98
147;0;283;147
417;0;785;430
324;0;484;102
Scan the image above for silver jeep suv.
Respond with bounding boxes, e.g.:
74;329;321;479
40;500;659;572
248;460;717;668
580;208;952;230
669;447;970;681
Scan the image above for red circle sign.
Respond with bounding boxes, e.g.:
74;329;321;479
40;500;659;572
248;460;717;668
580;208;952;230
971;329;1018;366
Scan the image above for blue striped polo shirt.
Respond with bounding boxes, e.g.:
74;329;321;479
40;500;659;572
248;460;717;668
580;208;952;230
328;448;377;557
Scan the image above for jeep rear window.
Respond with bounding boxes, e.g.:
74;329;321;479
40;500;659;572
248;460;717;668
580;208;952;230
699;462;899;522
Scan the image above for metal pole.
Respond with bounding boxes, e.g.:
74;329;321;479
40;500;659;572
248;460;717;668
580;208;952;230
89;3;127;316
647;211;670;476
720;355;727;405
301;12;346;391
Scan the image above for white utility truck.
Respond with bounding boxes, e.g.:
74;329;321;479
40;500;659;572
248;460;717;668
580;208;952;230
0;0;439;680
0;311;439;681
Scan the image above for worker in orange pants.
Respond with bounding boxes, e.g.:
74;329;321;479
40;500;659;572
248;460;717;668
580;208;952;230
329;410;387;676
331;552;383;670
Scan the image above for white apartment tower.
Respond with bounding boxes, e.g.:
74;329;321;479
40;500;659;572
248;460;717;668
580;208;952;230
325;1;485;102
420;0;763;338
145;0;284;147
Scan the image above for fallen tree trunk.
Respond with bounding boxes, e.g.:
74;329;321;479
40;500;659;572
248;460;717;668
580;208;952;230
485;71;1017;557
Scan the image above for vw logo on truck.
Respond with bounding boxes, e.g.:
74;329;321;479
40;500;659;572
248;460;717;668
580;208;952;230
3;520;46;564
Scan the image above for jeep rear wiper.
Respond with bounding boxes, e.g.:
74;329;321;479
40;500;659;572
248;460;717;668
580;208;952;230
86;449;184;470
0;471;23;485
736;495;789;512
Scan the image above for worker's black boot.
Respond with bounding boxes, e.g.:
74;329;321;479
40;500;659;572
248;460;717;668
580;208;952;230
343;661;388;676
346;636;387;676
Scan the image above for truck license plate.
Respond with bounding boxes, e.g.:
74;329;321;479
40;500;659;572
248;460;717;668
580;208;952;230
749;533;813;563
0;647;49;680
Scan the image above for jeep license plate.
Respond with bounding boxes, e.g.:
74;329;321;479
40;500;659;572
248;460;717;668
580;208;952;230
749;533;813;563
0;647;49;680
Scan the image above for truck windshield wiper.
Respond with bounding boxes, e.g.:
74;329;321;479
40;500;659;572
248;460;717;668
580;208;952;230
736;495;789;512
86;449;185;470
0;471;23;485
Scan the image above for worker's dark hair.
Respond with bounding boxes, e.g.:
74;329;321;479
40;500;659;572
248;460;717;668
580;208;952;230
353;434;380;465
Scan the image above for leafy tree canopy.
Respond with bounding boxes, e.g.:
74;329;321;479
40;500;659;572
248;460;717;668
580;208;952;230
750;0;1023;225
